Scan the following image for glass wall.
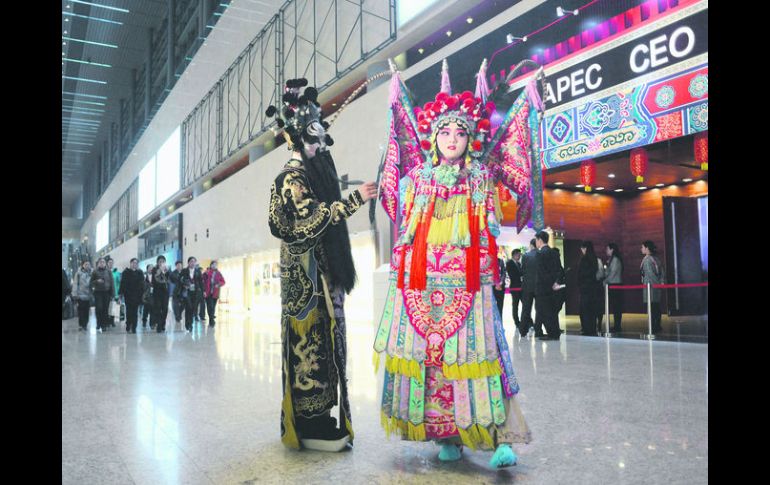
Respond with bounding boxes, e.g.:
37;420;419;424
155;127;181;207
96;212;109;251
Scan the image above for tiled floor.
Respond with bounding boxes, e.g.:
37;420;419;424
62;308;708;484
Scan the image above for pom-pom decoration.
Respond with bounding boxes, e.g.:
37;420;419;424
420;139;433;151
472;140;483;152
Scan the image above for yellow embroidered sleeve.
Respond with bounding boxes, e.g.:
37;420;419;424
269;168;364;244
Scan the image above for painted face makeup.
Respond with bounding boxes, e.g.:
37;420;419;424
435;121;468;163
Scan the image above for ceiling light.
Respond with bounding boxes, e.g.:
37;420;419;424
63;58;112;68
62;75;107;85
62;12;124;25
614;189;624;192
466;17;473;24
62;91;108;100
446;30;452;37
575;184;584;188
70;0;130;13
554;182;563;186
595;187;604;190
62;37;118;49
557;7;579;17
638;186;647;190
506;34;527;44
682;178;692;182
608;173;615;178
418;48;424;54
656;183;664;187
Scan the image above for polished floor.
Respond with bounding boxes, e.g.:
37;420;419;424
62;307;708;484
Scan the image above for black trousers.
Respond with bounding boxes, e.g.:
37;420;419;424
172;296;183;321
510;291;521;329
650;302;662;333
535;292;560;338
141;303;150;325
94;291;111;329
184;294;198;331
206;297;219;326
125;301;140;332
608;289;623;331
198;294;206;319
520;291;536;334
579;288;598;336
153;290;169;332
493;289;505;320
77;298;90;329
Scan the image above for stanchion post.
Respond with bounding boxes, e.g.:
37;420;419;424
644;283;655;340
604;283;611;337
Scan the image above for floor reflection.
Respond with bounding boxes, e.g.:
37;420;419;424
62;306;708;484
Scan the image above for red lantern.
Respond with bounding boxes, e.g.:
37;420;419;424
694;131;708;171
580;159;596;192
630;147;648;183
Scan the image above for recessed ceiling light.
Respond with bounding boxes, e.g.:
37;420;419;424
575;184;584;188
608;173;616;178
418;48;424;54
614;189;624;192
595;187;604;190
466;17;473;24
554;182;563;186
638;186;647;190
446;30;452;37
655;183;664;187
682;178;692;182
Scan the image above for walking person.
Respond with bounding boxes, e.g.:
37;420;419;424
152;256;171;333
641;240;664;334
203;261;226;328
603;243;624;332
492;252;507;318
198;264;207;323
141;264;154;329
520;239;539;337
180;257;204;333
506;249;523;332
90;258;114;332
105;258;118;327
169;261;184;326
119;258;144;334
62;269;71;313
535;232;563;340
577;241;601;336
74;261;93;331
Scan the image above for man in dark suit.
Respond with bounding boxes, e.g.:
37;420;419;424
505;249;523;333
493;254;507;318
520;239;538;337
534;231;563;340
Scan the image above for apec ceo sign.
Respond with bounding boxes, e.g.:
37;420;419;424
528;8;707;110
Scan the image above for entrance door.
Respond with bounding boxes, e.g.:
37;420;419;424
563;239;583;315
662;196;708;315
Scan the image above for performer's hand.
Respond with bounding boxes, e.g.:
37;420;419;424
358;181;378;202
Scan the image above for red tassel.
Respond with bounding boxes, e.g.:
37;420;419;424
488;229;500;286
409;196;435;290
397;246;406;289
466;196;480;292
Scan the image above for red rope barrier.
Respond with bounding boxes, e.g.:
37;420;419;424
608;283;708;290
501;283;709;293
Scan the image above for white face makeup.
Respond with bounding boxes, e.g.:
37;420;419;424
435;121;469;163
302;121;326;158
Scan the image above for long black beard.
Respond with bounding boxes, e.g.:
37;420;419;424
301;149;357;294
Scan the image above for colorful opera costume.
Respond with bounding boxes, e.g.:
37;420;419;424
374;59;544;466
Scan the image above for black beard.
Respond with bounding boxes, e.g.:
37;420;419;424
301;149;357;294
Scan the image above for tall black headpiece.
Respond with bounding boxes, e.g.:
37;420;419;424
265;78;334;152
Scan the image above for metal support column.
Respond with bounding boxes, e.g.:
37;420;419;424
643;283;655;340
198;0;207;41
168;0;176;90
145;28;153;125
604;283;612;337
130;69;136;139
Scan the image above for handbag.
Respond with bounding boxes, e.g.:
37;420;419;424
62;296;75;320
109;300;120;317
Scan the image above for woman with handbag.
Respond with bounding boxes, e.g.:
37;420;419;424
74;261;93;331
641;241;664;334
603;243;624;332
577;241;601;336
90;258;114;332
141;264;154;329
151;256;170;333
